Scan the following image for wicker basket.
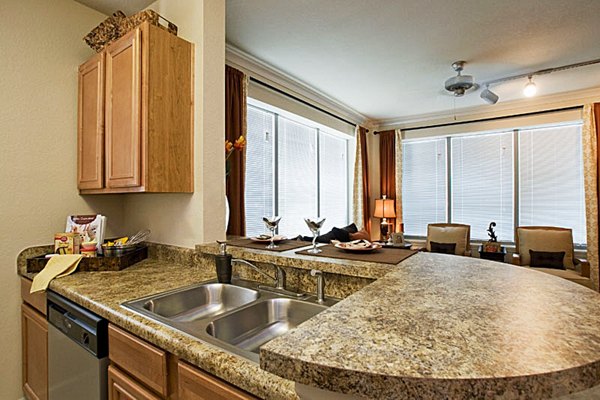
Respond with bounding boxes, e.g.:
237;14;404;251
83;9;178;53
83;11;126;52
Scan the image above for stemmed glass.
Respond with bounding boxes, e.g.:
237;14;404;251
262;216;281;249
304;217;326;254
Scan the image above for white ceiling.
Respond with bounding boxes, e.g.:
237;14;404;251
227;0;600;122
74;0;154;16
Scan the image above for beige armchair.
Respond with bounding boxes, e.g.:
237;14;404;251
513;226;591;289
426;223;471;256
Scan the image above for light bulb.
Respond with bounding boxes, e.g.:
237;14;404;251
523;77;537;97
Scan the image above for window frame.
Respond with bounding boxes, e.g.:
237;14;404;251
245;99;354;236
402;121;586;248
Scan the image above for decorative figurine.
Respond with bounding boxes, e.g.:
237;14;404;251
487;222;498;242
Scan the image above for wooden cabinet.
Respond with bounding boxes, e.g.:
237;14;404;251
108;324;256;400
22;302;48;400
178;361;257;400
108;365;161;400
78;22;193;194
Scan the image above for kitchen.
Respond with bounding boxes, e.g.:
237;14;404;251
4;0;600;399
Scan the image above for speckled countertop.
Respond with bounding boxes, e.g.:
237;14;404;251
196;242;395;279
260;252;600;399
17;245;297;400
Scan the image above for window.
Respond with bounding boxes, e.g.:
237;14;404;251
519;125;586;244
451;132;514;241
402;139;447;236
245;101;352;237
402;122;586;244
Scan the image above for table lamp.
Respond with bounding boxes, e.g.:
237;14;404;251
374;195;396;241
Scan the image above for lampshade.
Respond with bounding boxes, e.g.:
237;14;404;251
374;198;396;219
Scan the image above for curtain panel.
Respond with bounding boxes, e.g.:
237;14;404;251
583;104;600;291
353;126;371;233
394;129;403;232
379;130;396;229
225;66;248;236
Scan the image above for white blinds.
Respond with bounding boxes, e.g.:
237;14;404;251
244;106;275;237
451;132;514;241
402;139;447;236
319;132;349;232
277;116;318;237
519;124;586;244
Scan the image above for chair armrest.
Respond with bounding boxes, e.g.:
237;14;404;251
512;253;521;266
577;258;590;278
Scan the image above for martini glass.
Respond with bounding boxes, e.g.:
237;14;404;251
304;217;326;254
262;216;281;249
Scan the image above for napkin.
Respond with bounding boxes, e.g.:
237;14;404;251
30;255;83;293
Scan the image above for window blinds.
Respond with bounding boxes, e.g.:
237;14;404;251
244;106;275;237
451;132;514;241
519;124;586;244
319;132;349;232
402;139;447;236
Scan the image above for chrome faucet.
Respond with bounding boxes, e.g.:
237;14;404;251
231;259;305;298
310;269;325;303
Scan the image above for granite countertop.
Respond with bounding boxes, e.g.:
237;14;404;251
196;242;397;279
260;252;600;399
17;246;297;400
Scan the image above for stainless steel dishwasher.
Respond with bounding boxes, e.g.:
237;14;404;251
47;291;109;400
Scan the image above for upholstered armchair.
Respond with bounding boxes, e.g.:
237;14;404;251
426;223;471;256
512;226;591;288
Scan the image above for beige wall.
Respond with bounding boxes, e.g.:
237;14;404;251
123;0;226;248
0;0;125;398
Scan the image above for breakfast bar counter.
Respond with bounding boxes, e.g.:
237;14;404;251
260;252;600;399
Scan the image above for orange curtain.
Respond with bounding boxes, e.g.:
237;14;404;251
359;127;371;233
225;66;247;236
379;130;396;230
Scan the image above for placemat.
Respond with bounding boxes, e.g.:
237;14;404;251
295;244;417;264
227;238;311;252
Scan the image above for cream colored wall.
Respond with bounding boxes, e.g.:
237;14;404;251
0;0;125;398
123;0;226;248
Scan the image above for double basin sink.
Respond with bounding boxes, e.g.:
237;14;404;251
122;279;334;363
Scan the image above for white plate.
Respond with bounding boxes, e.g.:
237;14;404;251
249;235;287;243
334;242;382;253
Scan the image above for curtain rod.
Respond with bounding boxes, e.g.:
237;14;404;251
374;105;583;134
248;77;366;131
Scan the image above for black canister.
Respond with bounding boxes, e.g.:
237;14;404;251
215;241;232;283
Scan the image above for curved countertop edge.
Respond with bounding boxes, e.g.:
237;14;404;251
17;246;297;400
196;242;396;279
260;350;600;399
259;253;600;399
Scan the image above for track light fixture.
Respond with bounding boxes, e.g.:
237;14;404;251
479;57;600;105
523;76;537;97
480;85;499;104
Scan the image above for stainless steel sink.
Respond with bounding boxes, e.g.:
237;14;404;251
206;298;327;354
124;282;259;322
122;279;336;363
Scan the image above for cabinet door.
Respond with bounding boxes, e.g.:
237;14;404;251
108;365;161;400
77;53;105;190
22;304;48;400
105;28;142;189
178;362;257;400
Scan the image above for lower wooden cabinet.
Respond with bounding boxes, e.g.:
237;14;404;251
108;365;161;400
107;324;257;400
21;303;48;400
178;361;257;400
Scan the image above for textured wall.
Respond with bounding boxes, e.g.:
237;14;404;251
0;0;125;398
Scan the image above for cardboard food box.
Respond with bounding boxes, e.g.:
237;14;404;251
54;233;81;255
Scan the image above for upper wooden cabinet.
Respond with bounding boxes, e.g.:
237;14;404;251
78;22;194;194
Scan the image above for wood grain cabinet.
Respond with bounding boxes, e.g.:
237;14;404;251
108;324;256;400
78;22;194;194
21;279;48;400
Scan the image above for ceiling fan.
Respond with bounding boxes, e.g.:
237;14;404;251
444;61;477;96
